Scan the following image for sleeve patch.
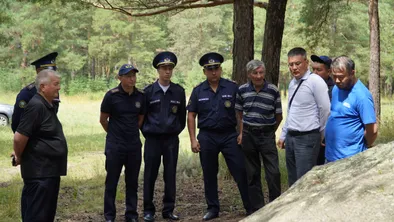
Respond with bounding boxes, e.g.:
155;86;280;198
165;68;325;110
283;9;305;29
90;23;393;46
19;100;27;108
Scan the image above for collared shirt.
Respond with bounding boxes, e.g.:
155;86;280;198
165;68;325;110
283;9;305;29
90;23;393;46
101;84;146;146
141;80;186;135
235;81;282;126
17;93;68;179
187;78;238;131
279;70;330;140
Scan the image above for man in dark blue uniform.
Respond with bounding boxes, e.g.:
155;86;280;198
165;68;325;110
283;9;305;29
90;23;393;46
187;52;251;221
11;52;59;133
100;64;146;222
142;51;186;222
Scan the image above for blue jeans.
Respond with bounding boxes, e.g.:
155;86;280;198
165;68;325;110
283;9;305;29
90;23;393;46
285;130;320;187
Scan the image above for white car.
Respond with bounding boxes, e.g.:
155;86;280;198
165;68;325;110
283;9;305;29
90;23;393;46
0;103;14;126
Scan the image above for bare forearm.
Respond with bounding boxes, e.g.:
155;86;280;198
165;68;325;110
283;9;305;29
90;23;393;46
100;112;110;132
138;115;144;129
100;120;108;132
365;123;378;147
274;114;283;131
236;111;243;132
13;132;29;158
187;113;197;142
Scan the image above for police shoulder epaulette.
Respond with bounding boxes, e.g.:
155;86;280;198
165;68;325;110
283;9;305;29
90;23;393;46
110;88;119;93
143;83;153;91
173;83;185;91
194;81;204;89
223;78;237;85
27;82;35;90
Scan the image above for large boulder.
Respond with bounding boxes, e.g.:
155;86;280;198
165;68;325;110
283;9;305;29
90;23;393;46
241;142;394;222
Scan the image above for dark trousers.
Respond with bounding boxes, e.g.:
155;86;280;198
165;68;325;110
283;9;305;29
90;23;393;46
21;177;60;222
197;130;251;214
143;135;179;215
104;145;142;221
285;129;320;187
241;128;281;211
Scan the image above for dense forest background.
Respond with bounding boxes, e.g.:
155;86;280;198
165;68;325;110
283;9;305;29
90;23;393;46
0;0;393;95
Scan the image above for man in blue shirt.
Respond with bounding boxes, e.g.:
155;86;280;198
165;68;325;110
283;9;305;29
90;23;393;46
235;59;282;212
325;56;377;162
142;51;186;222
12;52;59;132
100;64;145;222
277;47;330;187
187;52;251;221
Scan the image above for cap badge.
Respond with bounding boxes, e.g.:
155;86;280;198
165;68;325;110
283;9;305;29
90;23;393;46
208;59;215;64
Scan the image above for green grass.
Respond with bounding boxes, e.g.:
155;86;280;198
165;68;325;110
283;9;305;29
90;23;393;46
0;91;393;221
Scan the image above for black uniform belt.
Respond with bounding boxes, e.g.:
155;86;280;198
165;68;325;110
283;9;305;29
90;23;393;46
287;128;319;136
243;124;275;133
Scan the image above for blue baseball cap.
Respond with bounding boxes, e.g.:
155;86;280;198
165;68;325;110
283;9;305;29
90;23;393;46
311;55;332;68
152;51;177;69
118;64;139;76
199;52;224;69
31;52;58;70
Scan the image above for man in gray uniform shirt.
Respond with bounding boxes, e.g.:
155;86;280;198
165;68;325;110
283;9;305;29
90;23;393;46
277;47;330;187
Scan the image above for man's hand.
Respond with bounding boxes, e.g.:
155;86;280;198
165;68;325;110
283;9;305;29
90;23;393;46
237;133;242;145
10;152;20;166
277;139;285;149
191;139;201;153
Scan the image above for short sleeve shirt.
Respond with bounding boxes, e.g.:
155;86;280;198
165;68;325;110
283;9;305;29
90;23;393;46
187;78;237;131
101;84;146;146
235;81;282;126
17;94;68;179
325;80;376;162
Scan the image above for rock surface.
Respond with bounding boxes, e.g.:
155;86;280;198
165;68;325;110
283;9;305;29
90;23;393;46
241;142;394;222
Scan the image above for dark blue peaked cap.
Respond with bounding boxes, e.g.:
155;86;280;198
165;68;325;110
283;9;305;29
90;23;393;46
152;51;177;69
31;52;58;71
118;64;139;76
199;52;224;68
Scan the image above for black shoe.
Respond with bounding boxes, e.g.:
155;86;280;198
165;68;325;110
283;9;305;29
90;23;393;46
163;212;179;220
202;212;219;221
144;213;155;222
126;218;139;222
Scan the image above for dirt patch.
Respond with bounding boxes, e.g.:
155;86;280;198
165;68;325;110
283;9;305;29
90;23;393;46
57;176;249;222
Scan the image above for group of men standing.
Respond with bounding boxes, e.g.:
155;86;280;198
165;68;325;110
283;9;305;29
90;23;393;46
10;46;378;222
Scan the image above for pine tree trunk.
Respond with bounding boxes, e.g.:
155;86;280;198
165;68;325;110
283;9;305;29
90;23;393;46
262;0;287;87
232;0;254;85
368;0;381;120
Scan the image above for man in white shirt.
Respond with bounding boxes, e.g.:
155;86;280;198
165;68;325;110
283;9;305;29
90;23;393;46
277;47;330;187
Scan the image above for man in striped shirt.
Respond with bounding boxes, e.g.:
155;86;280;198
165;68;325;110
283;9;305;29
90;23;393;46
235;59;283;213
